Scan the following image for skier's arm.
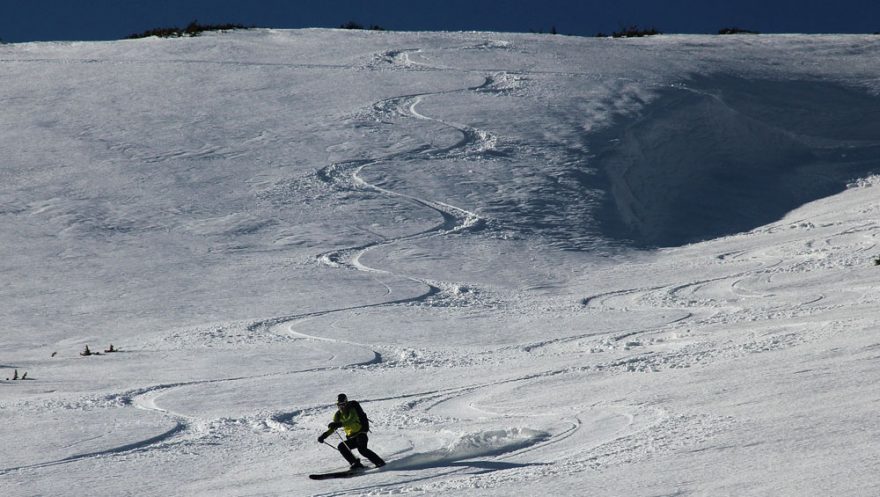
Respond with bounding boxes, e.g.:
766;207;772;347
317;427;334;443
317;414;343;443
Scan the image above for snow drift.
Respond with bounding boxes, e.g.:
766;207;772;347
597;75;880;246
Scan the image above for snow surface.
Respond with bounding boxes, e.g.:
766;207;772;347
2;29;880;496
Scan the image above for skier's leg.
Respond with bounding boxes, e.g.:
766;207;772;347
352;434;386;467
336;440;359;465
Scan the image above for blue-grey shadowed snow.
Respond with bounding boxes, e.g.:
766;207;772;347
593;75;880;248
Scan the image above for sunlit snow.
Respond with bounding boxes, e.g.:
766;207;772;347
2;29;879;496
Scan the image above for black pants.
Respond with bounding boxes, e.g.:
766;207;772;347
337;433;385;466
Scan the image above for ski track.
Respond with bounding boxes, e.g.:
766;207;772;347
24;40;875;494
16;47;513;475
302;374;726;496
45;43;755;489
100;48;653;488
555;214;877;377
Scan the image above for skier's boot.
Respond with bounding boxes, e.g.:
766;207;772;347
350;460;365;471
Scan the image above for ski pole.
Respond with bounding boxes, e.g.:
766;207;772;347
320;428;342;451
335;430;353;452
321;430;351;452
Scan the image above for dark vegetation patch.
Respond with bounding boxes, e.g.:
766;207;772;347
596;25;662;38
718;27;760;35
127;20;250;39
338;21;386;31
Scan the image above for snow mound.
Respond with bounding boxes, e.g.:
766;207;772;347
389;428;549;470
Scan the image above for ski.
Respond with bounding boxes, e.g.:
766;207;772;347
308;468;364;480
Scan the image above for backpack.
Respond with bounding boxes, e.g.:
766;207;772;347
350;401;370;432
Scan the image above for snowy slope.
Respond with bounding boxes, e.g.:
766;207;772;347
1;29;879;496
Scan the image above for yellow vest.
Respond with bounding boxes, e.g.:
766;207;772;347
334;407;362;436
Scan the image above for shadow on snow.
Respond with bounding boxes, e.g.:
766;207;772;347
593;75;880;248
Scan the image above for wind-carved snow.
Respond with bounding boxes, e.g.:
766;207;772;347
597;75;880;247
2;30;880;497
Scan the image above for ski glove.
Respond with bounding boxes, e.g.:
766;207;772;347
327;422;342;430
317;433;328;443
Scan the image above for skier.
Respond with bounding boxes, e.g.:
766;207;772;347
317;393;386;470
